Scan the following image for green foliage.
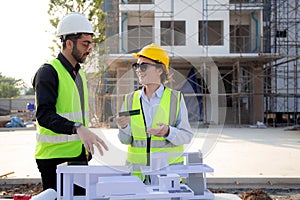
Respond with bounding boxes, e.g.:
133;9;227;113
0;73;20;98
25;88;35;95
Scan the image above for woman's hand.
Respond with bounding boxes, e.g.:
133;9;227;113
116;115;130;129
147;122;169;137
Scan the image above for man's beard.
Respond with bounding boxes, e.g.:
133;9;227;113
72;45;89;63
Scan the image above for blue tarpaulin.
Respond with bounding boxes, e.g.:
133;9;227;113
5;117;25;128
180;68;202;121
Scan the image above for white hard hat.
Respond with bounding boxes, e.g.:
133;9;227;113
57;12;94;37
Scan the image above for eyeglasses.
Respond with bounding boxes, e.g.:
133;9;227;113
69;36;96;50
131;62;162;72
80;41;96;50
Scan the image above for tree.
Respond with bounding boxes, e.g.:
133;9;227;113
25;88;35;95
0;73;21;98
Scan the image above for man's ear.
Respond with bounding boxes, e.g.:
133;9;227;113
66;40;74;50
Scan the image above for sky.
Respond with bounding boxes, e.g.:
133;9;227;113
0;0;54;86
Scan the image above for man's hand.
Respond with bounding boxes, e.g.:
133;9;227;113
76;126;109;155
116;115;130;129
147;122;169;137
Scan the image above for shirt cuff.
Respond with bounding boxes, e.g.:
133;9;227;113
164;126;174;141
118;124;131;135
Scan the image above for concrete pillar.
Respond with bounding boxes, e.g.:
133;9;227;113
207;64;219;124
252;66;264;123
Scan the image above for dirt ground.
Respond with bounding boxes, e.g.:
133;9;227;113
0;183;300;199
211;188;300;200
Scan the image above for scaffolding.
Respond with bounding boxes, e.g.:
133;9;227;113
264;0;300;125
90;0;299;127
204;0;273;126
201;0;300;126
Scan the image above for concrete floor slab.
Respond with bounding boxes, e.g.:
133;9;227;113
0;127;299;181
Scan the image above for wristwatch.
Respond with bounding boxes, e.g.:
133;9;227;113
73;122;83;134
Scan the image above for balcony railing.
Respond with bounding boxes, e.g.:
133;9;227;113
230;0;262;3
126;0;154;4
230;36;260;53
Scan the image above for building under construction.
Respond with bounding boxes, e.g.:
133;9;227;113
89;0;299;127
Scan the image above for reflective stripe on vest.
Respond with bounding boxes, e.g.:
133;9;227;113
131;140;178;148
35;58;89;159
59;111;89;122
36;134;80;143
124;88;183;179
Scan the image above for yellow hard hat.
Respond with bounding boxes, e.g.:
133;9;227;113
132;43;169;73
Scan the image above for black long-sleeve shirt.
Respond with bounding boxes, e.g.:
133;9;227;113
32;53;81;135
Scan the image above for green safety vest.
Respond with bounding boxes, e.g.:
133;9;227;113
35;58;89;159
124;87;183;179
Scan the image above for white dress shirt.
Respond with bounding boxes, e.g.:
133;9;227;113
118;84;193;145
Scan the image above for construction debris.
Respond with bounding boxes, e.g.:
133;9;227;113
241;189;272;200
284;125;300;131
0;172;15;179
249;121;267;129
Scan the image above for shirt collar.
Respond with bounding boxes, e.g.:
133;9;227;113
139;84;164;99
57;53;81;74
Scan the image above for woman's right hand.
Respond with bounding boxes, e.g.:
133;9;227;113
116;115;130;129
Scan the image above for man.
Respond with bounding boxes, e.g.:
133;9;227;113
33;12;108;193
117;43;193;183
